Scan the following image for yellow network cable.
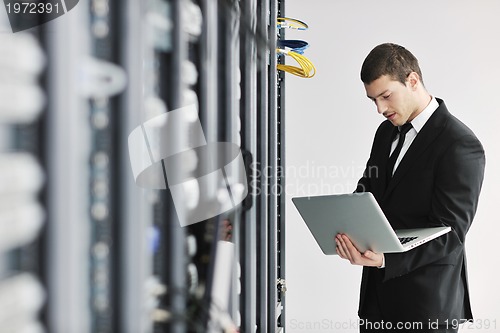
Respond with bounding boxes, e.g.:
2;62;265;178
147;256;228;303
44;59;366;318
277;17;309;30
277;49;316;78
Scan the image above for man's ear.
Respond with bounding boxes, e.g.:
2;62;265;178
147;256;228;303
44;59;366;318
406;72;420;90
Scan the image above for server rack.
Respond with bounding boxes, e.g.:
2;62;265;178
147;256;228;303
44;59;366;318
0;0;288;332
43;1;127;332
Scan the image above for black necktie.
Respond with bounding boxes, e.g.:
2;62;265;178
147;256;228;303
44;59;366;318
387;123;413;181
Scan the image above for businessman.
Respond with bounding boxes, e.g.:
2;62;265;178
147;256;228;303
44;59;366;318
335;43;485;332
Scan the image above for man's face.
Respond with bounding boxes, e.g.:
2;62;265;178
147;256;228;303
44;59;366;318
364;74;418;126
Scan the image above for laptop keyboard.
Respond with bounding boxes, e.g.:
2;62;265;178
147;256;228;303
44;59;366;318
398;236;418;245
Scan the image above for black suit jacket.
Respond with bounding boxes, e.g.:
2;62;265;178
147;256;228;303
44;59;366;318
356;98;485;324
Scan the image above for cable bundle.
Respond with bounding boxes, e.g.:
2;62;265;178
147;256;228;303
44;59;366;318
277;49;316;78
276;17;308;30
277;39;309;54
276;17;316;78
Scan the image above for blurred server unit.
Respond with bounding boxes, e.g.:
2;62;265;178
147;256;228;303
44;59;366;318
0;13;47;333
43;0;126;332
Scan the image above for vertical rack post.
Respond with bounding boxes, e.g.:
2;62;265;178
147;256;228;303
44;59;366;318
45;10;93;333
277;0;287;328
239;0;258;332
118;0;158;332
88;0;123;330
256;0;270;332
157;0;187;332
269;0;286;331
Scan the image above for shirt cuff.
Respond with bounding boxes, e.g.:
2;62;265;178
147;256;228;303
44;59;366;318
378;255;385;269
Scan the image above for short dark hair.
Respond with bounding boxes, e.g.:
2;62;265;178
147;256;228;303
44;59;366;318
360;43;424;86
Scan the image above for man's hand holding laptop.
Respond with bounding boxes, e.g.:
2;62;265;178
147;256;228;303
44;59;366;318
335;233;384;268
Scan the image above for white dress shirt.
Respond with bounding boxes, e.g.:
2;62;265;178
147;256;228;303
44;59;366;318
379;96;439;268
389;97;439;174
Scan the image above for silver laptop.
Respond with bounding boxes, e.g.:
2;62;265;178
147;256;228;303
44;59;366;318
292;192;451;255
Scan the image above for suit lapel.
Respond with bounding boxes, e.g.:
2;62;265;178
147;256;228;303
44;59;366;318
383;100;450;199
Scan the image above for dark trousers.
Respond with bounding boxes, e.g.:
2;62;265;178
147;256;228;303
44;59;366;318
360;269;459;333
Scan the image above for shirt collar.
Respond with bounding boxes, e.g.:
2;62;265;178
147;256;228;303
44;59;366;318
409;96;439;133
